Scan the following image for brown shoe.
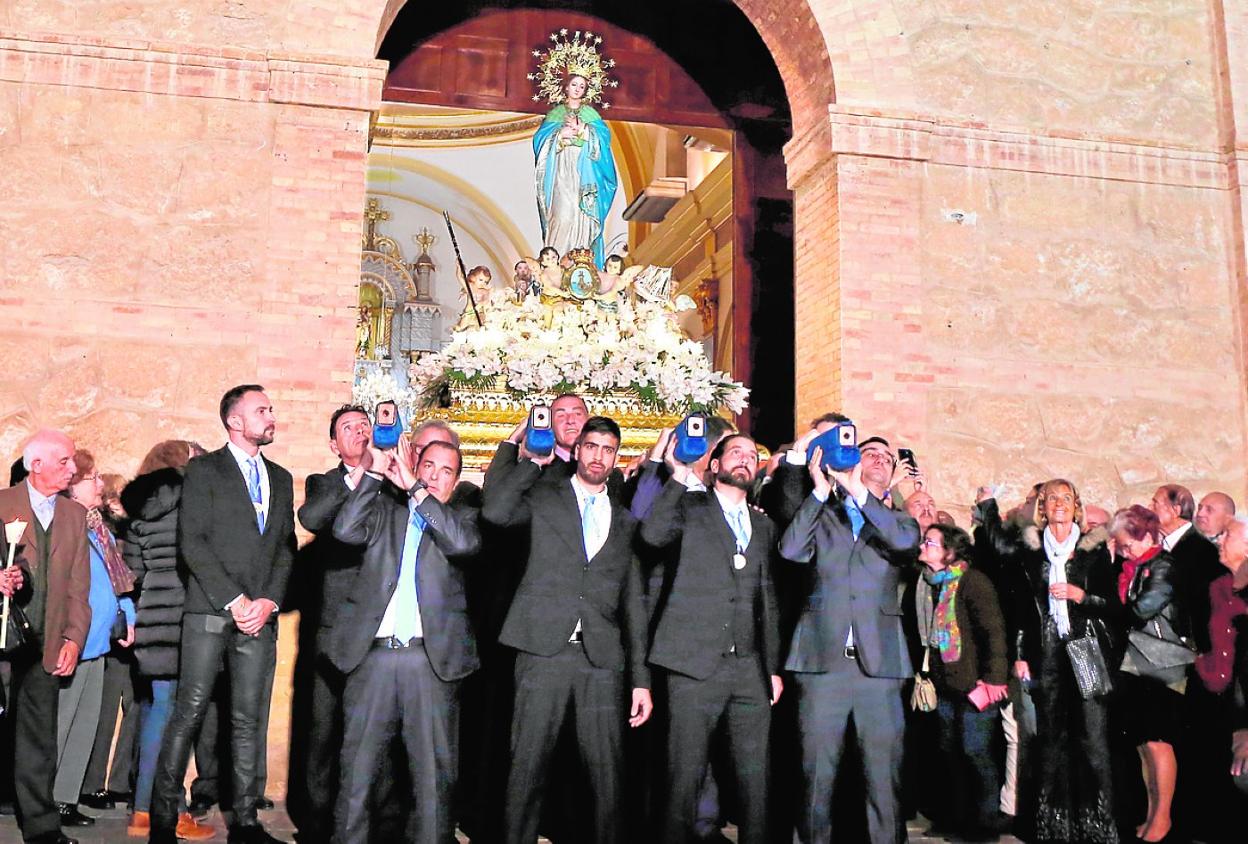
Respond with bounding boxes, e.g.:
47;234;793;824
176;813;216;841
126;811;150;837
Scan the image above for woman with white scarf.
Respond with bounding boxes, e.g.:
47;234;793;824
975;478;1119;844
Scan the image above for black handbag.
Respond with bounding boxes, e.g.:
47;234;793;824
1066;629;1113;699
1;601;32;655
1120;614;1196;688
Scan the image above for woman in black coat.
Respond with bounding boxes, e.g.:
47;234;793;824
121;440;208;835
1106;505;1191;843
976;478;1119;844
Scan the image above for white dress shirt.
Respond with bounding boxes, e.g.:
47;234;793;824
1162;521;1192;552
569;476;611;639
26;479;57;530
714;488;753;549
375;497;425;640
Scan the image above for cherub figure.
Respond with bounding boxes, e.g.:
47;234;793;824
452;265;494;331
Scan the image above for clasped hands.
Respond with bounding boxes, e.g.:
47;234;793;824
230;596;277;636
0;565;24;597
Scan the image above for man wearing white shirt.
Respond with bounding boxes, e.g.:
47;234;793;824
150;386;295;844
481;416;652;844
328;434;482;844
1151;484;1223;655
640;434;783;844
778;435;919;844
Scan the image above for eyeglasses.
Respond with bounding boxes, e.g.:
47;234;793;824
920;539;942;548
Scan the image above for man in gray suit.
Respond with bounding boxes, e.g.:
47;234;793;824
779;436;919;844
329;435;482;844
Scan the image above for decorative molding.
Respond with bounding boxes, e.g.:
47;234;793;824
822;105;1236;190
372;115;543;147
0;29;385;112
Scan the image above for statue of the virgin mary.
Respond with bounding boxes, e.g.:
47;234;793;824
530;30;619;269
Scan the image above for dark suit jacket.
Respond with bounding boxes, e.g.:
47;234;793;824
178;446;296;616
779;488;919;678
481;456;649;689
295;465;363;648
328;475;483;681
1169;525;1223;653
640;479;781;680
0;483;91;673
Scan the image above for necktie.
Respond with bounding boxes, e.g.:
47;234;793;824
394;508;426;644
246;457;265;533
727;507;750;551
582;494;599;558
843;495;865;540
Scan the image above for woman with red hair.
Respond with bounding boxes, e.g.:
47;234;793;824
1108;504;1193;843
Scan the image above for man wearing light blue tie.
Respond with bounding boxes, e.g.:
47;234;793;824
150;386;296;844
328;434;482;844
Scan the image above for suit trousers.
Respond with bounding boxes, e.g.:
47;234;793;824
792;656;906;844
292;650;344;839
150;614;276;833
335;643;459;844
664;657;770;844
53;655;106;804
82;652;138;796
11;651;61;840
504;643;625;844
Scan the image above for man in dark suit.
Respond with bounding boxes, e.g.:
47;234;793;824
150;385;296;844
640;434;782;844
287;404;371;844
482;416;653;844
779;436;919;844
0;429;92;844
328;433;482;844
1152;484;1224;653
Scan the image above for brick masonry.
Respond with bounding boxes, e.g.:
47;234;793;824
0;0;1246;793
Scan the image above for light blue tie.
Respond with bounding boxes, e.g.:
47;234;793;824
246;457;265;533
582;494;599;558
843;495;865;540
393;507;426;644
727;507;750;551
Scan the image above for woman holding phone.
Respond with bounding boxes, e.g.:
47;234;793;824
915;523;1010;840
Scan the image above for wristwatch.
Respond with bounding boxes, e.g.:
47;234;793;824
407;479;428;497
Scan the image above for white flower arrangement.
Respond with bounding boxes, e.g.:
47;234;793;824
352;368;421;422
410;296;749;415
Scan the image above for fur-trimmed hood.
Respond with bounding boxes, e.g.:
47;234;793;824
1020;522;1108;553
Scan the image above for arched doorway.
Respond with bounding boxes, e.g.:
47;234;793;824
364;0;832;447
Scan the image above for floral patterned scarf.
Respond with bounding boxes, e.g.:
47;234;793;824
86;507;135;595
931;561;968;663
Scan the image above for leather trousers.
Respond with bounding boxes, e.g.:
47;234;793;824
150;613;276;832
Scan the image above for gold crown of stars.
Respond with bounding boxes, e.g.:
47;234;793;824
528;28;618;108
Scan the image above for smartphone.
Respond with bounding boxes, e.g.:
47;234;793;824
372;401;402;449
898;447;918;474
524;404;555;457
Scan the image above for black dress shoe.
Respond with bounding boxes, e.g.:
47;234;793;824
57;802;95;826
107;788;133;805
256;796;276;810
78;789;116;810
228;824;287;844
31;833;80;844
0;799;15;815
187;798;214;820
